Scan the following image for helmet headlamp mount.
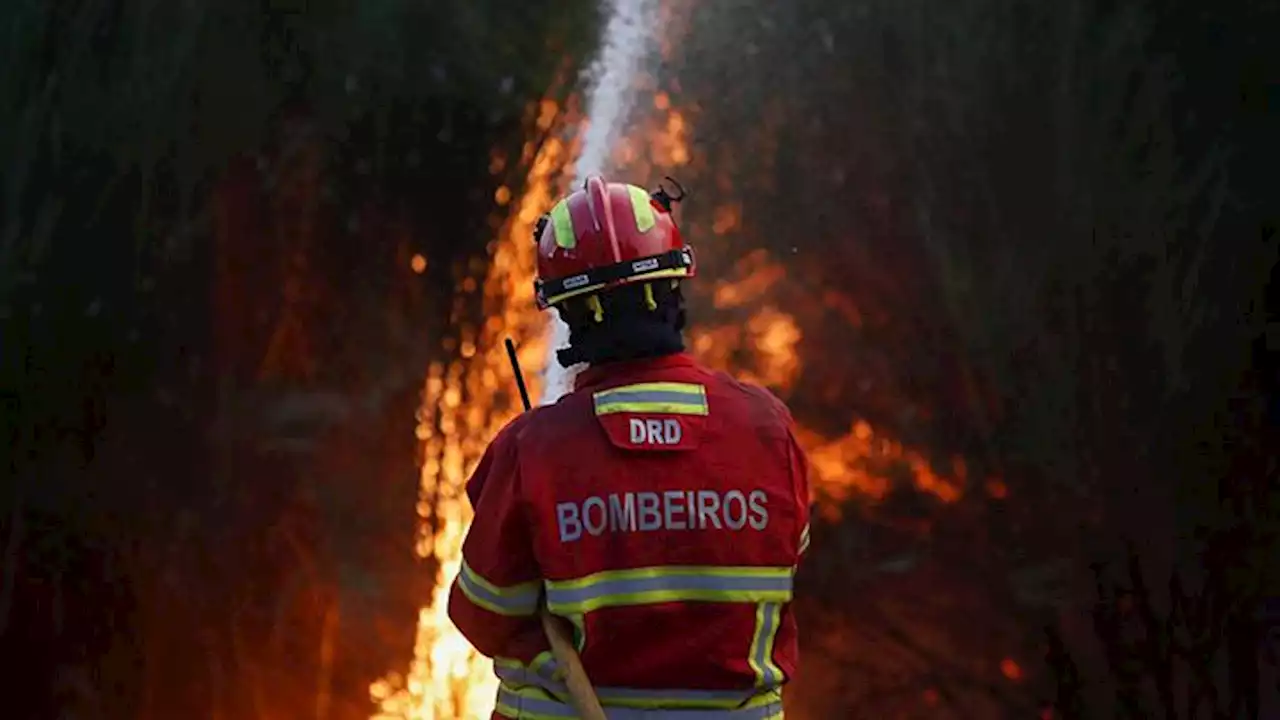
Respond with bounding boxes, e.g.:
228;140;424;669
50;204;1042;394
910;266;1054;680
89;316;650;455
650;176;686;213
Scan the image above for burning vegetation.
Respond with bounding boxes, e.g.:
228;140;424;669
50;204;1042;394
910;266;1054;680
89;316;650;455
371;97;576;719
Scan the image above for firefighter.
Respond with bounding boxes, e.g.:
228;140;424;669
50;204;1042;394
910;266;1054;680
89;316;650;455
448;174;812;719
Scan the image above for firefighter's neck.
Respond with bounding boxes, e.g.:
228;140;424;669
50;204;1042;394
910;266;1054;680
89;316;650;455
556;339;684;369
557;323;685;368
572;348;694;392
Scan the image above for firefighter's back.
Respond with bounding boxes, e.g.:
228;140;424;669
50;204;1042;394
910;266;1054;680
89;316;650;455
518;353;808;717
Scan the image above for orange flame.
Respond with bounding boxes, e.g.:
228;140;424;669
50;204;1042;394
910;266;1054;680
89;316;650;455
689;248;963;514
371;98;573;720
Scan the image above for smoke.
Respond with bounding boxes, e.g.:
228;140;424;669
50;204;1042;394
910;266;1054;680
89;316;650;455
538;0;661;405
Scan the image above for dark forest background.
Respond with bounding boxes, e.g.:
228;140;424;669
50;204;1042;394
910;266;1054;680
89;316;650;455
1;2;600;717
662;1;1279;717
1;1;1275;718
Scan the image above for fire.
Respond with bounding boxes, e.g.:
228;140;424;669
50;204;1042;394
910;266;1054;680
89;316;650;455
691;249;802;390
689;249;963;515
797;421;961;518
370;98;573;720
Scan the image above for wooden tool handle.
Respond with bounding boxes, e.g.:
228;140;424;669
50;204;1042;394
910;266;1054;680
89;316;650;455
506;337;606;719
541;610;608;720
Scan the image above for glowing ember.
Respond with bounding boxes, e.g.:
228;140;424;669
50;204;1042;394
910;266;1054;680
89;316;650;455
986;478;1009;499
1000;658;1023;681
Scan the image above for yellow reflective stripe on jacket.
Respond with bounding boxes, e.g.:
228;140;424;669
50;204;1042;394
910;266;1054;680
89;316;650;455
496;667;780;711
494;684;785;719
493;657;553;691
543;565;793;615
748;602;785;688
593;382;709;417
529;650;558;679
455;558;540;616
494;651;561;684
566;612;587;651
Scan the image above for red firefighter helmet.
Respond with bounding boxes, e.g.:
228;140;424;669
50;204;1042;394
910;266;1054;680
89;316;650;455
534;175;695;310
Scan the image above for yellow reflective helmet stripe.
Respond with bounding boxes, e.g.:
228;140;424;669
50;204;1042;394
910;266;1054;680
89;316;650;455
627;184;657;232
538;184;689;307
543;565;793;615
551;184;654;251
455;558;541;616
549;198;575;249
593;382;709;417
748;602;785;688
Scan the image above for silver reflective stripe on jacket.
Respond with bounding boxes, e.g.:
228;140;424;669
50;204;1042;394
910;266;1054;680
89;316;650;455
494;687;784;719
543;565;794;616
495;664;762;709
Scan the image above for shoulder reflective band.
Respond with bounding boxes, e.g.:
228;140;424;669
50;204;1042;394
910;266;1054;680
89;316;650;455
593;382;708;416
455;558;541;616
748;602;785;688
495;686;784;720
544;565;793;615
535;246;695;308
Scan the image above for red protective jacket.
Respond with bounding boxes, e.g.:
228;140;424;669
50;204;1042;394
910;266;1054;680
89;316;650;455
448;352;811;719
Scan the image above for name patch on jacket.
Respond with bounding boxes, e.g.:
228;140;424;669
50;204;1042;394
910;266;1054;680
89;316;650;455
592;382;707;451
556;490;769;542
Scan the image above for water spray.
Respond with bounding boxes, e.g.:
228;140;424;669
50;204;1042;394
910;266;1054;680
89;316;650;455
540;0;663;406
521;1;663;710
